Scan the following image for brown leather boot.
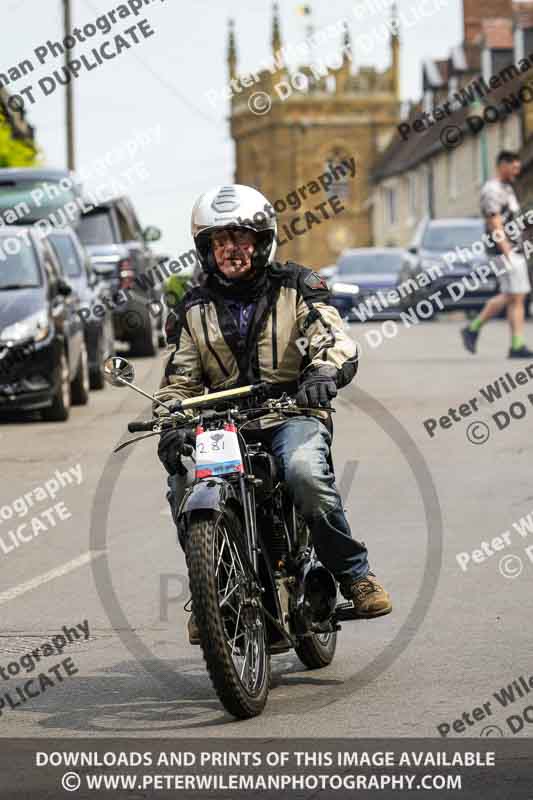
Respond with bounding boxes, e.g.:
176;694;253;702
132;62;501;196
342;574;392;618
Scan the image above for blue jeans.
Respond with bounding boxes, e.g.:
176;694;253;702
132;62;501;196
263;417;369;585
167;417;369;585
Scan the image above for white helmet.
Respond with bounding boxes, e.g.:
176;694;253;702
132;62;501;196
191;184;277;273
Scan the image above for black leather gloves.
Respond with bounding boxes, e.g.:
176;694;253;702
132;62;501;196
296;374;338;408
157;428;187;475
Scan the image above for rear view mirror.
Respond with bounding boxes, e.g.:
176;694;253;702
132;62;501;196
104;356;135;387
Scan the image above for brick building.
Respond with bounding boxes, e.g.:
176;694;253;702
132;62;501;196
227;4;401;269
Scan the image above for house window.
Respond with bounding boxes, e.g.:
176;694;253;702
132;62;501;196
385;186;397;226
325;147;351;200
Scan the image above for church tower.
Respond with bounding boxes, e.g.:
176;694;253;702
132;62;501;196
228;4;401;268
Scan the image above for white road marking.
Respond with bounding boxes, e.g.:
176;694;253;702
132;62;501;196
0;550;106;606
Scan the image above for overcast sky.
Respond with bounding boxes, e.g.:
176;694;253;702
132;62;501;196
2;0;462;256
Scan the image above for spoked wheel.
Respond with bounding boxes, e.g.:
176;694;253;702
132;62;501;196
186;510;270;719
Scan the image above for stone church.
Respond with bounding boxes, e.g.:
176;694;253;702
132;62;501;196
227;4;401;269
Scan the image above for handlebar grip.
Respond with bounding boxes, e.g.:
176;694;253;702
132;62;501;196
128;420;155;433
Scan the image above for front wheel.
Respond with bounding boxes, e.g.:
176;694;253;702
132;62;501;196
186;510;270;719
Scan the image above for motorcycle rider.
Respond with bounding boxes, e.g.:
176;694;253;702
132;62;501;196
154;185;392;643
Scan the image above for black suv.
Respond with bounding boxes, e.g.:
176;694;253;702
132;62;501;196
77;197;163;356
0;227;89;421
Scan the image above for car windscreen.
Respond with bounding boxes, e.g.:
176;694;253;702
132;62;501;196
421;222;484;251
0;236;41;289
77;209;115;245
0;180;78;224
337;253;403;275
48;235;82;277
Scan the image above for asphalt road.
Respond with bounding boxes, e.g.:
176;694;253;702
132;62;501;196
1;317;532;739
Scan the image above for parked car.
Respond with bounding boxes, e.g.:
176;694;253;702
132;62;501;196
47;227;114;390
0;227;89;421
77;197;163;356
398;217;509;315
0;168;82;226
330;248;406;321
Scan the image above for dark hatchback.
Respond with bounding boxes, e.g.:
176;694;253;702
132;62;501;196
47;228;114;390
398;218;503;314
330;248;406;321
0;228;89;421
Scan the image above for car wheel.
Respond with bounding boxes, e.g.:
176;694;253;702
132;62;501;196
415;299;437;321
71;341;90;405
42;351;71;422
131;311;158;357
90;320;113;391
89;337;106;391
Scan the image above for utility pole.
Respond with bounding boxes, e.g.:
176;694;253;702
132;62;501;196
63;0;75;170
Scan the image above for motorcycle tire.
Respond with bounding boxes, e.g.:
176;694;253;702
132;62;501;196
294;628;337;669
186;509;271;719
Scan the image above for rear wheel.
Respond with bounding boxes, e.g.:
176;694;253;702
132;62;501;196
186;510;270;719
71;341;90;405
292;524;337;669
295;629;337;669
90;319;114;390
131;311;158;357
89;336;106;391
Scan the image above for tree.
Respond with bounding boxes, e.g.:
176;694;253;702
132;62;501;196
0;109;38;168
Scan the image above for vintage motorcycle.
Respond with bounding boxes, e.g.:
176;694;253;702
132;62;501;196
104;356;355;719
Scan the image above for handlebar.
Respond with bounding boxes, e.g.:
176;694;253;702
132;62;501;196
126;388;333;437
128;420;156;433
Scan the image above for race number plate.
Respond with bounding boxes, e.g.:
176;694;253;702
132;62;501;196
195;425;243;479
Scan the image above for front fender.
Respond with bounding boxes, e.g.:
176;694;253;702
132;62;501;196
177;477;242;546
181;476;242;515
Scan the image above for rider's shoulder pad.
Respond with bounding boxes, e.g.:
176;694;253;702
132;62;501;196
296;265;330;301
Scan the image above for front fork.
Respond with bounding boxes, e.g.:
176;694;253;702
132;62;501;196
238;473;260;572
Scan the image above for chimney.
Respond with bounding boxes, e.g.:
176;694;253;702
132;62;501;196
463;0;512;44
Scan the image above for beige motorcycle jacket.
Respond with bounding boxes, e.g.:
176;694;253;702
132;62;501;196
154;261;359;427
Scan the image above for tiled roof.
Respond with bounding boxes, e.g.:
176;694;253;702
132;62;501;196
372;65;532;182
